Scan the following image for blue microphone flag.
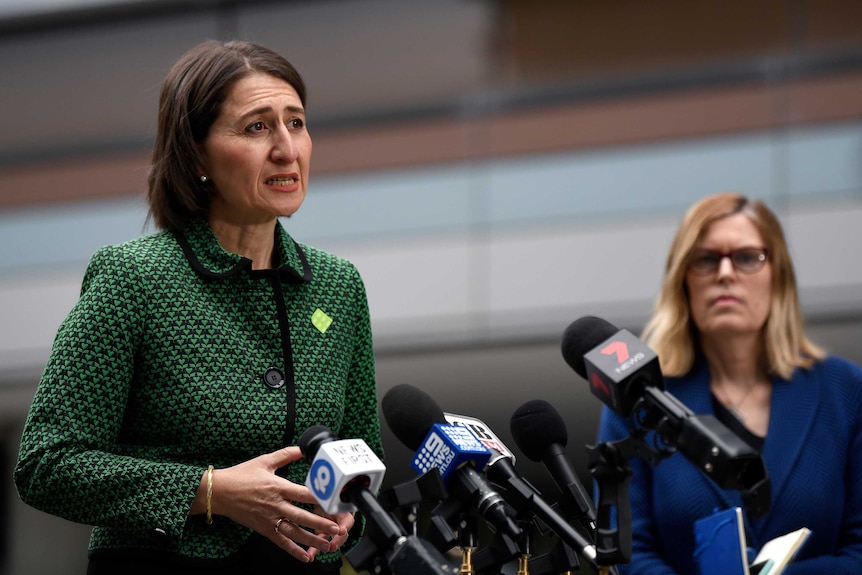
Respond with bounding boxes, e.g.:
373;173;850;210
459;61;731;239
411;423;491;482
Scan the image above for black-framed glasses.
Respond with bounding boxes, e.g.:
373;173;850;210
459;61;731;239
687;247;769;275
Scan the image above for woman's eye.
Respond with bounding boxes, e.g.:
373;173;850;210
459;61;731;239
736;252;757;264
246;121;266;133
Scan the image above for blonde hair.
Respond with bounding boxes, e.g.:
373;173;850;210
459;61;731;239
642;193;825;379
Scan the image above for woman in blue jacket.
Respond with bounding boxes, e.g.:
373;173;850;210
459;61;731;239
597;193;862;574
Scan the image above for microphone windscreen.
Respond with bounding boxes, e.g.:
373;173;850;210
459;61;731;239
298;424;333;460
561;315;619;378
381;383;447;451
510;399;568;461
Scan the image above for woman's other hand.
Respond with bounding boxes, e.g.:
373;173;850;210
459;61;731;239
314;505;356;556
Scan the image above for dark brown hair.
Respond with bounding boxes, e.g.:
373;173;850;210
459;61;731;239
147;40;307;230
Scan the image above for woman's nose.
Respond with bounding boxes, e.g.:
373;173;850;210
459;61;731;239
716;254;736;278
271;125;298;163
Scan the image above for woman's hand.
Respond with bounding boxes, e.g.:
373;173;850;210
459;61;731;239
313;505;356;556
201;446;347;563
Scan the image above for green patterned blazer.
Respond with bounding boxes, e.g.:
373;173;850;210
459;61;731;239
14;217;383;566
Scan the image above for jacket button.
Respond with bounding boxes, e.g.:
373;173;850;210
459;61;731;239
263;367;285;389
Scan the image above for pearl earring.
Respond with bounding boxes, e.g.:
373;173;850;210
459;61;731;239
200;175;208;183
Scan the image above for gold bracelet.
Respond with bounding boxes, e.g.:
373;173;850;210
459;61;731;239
206;465;214;525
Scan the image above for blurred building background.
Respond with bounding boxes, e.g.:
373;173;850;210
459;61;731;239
0;0;861;573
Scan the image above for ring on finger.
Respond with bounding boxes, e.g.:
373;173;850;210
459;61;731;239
275;517;288;534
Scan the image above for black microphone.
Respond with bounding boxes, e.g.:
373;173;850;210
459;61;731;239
443;411;598;573
381;384;523;543
509;399;598;532
483;447;600;569
562;316;663;419
561;316;771;516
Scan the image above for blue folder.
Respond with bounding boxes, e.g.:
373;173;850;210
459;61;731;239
693;507;749;575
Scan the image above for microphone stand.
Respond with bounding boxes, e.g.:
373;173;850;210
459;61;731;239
470;529;522;575
528;537;581;575
587;424;665;573
588;389;773;573
375;467;522;574
458;514;477;575
509;502;582;575
347;469;458;575
516;551;530;575
516;522;531;575
378;468;449;538
469;517;534;575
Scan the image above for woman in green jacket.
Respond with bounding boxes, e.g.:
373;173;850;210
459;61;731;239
14;40;383;574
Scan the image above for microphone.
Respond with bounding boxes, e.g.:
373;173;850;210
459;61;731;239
300;425;386;514
381;384;523;543
300;426;460;575
299;425;405;546
509;399;598;532
444;410;597;573
482;449;600;568
561;316;770;516
562;316;663;419
444;412;517;460
299;426;404;547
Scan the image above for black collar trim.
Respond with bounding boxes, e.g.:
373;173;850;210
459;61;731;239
172;219;313;284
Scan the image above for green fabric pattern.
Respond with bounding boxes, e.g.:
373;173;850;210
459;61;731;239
14;217;383;565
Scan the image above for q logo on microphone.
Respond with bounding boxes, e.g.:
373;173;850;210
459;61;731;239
304;437;387;514
310;459;336;501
